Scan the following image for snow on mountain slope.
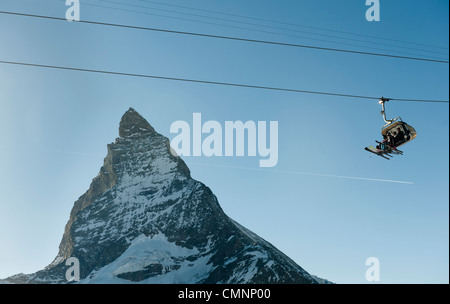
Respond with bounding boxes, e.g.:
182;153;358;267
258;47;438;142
80;233;215;284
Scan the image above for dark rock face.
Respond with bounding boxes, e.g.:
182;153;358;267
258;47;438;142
118;107;155;138
2;108;320;284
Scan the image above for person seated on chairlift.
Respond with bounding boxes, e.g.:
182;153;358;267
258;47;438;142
395;127;405;145
380;135;389;151
391;131;397;146
384;132;394;148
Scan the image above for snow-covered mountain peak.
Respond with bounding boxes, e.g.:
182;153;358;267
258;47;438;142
1;108;325;284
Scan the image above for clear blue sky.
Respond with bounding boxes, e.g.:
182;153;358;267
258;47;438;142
0;0;448;283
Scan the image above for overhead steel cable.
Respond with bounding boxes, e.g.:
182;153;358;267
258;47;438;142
0;10;448;64
64;0;449;60
137;0;449;51
0;59;448;103
90;0;449;58
42;0;450;53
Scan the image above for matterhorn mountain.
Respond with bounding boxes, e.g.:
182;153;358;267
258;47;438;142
2;108;325;284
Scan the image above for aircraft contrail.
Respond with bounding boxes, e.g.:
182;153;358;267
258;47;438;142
189;162;414;184
41;149;414;184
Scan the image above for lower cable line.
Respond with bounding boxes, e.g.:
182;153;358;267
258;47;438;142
0;59;448;103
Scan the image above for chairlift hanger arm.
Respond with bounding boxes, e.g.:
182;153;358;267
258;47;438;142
379;97;400;125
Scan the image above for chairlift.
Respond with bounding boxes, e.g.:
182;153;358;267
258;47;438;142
365;97;417;160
